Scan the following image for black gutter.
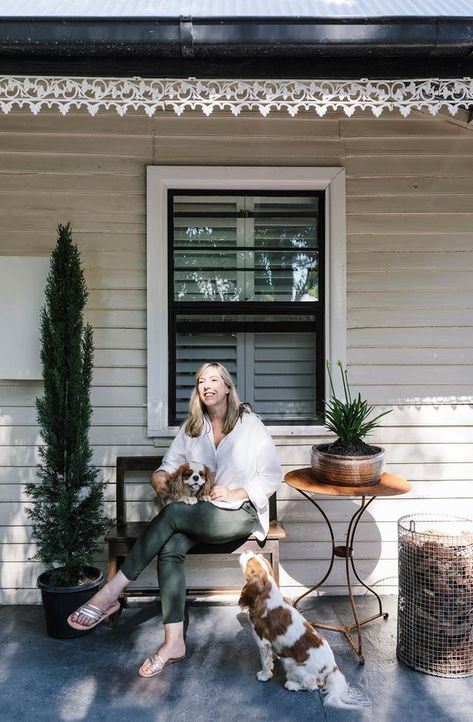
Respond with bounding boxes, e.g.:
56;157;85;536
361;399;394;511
0;16;472;78
1;16;473;57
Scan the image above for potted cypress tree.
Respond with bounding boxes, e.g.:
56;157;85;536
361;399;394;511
311;361;392;486
25;223;111;638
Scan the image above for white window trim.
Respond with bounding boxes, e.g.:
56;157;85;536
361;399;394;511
147;166;346;438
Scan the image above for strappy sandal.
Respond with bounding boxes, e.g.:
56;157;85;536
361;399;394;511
67;600;121;630
138;652;186;678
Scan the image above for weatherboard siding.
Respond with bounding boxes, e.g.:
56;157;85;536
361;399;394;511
0;108;472;602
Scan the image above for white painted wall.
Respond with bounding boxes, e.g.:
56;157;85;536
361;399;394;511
0;107;472;602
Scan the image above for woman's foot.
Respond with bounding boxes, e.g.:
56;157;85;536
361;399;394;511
138;641;186;678
68;588;120;628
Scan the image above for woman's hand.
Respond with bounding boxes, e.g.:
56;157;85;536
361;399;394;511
210;485;249;503
150;470;169;496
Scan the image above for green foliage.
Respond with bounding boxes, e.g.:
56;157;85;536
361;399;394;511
324;361;391;444
25;224;111;586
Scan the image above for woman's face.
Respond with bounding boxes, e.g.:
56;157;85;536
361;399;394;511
197;367;229;412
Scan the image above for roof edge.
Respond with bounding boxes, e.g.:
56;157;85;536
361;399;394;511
0;16;472;59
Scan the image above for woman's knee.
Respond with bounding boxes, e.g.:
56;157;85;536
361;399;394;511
158;547;187;564
158;535;192;564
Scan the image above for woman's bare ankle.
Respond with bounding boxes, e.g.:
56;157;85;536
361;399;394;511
159;639;186;658
70;588;115;620
94;588;118;607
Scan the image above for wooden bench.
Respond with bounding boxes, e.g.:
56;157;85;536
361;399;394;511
105;455;286;617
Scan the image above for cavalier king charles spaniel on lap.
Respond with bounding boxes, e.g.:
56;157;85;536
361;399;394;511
156;461;215;507
239;551;369;709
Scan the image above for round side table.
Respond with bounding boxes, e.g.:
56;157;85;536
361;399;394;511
284;468;411;663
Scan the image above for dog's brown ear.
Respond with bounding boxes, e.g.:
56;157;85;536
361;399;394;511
204;464;215;484
153;470;170;508
260;556;276;579
200;465;216;496
167;463;187;500
239;574;266;609
154;489;168;508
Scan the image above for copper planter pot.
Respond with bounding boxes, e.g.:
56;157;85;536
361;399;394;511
311;443;385;487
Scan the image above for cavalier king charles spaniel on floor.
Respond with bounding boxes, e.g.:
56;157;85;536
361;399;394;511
156;461;215;507
239;551;369;709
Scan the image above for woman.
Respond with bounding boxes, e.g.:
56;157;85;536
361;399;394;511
68;361;282;677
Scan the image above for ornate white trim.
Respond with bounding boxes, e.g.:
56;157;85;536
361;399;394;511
0;76;472;117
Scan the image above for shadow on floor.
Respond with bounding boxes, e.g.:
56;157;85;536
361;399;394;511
1;596;471;722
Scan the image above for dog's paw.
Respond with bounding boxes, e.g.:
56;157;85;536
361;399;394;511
257;671;273;682
303;679;319;691
184;497;198;505
285;680;302;692
199;494;212;502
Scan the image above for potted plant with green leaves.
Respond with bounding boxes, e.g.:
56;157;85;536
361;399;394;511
311;361;392;486
25;223;111;638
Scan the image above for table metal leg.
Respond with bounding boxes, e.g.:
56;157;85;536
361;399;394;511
293;493;388;664
292;488;336;607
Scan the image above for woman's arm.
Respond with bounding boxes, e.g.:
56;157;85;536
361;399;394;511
210;486;249;503
149;425;187;493
150;469;169;495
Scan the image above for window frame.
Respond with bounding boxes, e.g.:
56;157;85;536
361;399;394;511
168;188;325;427
147;166;346;437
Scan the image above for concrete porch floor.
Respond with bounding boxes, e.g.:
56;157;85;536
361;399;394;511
1;595;472;722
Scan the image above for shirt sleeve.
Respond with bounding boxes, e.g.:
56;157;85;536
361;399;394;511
242;426;282;511
156;425;187;474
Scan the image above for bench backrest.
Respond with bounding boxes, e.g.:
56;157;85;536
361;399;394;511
115;455;277;525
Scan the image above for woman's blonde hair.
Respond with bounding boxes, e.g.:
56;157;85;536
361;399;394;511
185;361;250;437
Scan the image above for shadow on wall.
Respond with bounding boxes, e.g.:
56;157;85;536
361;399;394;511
374;403;473;522
277;495;384;595
3;392;473;601
277;401;473;598
0;382;44;600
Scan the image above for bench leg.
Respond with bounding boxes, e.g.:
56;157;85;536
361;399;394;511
271;543;281;588
107;553;122;627
107;555;117;581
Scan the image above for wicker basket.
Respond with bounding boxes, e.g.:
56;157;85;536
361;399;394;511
397;513;473;677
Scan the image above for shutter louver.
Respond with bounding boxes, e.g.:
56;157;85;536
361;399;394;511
176;332;238;420
253;332;317;421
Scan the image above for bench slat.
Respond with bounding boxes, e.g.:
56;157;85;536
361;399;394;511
106;519;286;544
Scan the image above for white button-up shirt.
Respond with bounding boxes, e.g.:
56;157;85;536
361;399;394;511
158;411;282;540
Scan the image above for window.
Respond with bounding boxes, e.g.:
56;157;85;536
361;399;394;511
169;191;324;425
147;167;346;436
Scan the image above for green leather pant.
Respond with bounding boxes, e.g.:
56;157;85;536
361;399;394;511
120;500;258;623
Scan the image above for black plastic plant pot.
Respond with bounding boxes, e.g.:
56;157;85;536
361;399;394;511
37;566;104;639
